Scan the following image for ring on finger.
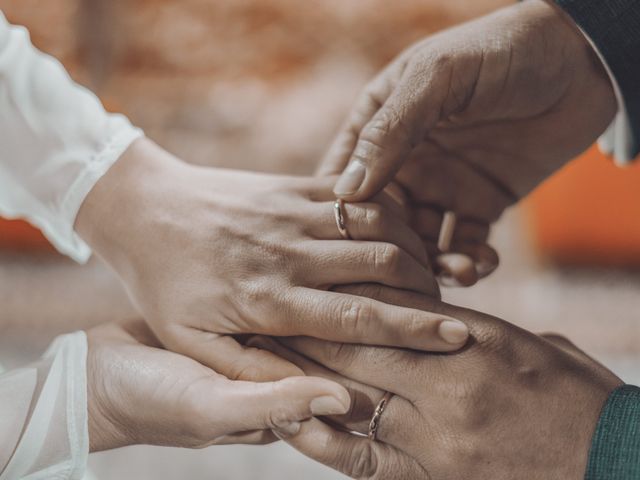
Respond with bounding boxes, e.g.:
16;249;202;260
368;391;394;441
334;199;352;240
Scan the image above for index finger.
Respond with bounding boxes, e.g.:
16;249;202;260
316;66;399;177
275;286;469;353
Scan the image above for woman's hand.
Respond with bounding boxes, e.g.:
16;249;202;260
85;319;350;452
321;0;617;285
250;286;622;479
75;138;469;382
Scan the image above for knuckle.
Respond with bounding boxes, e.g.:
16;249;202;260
473;321;509;351
266;405;295;431
340;441;379;479
337;299;374;340
372;244;401;275
180;385;221;443
363;203;384;228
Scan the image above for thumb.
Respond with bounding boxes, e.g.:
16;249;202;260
220;376;351;437
333;60;448;202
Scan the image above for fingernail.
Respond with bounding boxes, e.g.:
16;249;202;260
310;395;349;416
272;421;301;438
334;160;366;196
439;320;469;344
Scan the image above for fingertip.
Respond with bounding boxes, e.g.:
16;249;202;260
438;319;469;346
474;245;499;278
436;253;478;287
333;159;367;197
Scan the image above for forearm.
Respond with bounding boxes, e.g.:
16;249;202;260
0;11;142;262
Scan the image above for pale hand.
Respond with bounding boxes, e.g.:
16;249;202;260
86;319;350;452
76;138;469;383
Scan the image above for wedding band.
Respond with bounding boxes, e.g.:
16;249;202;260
368;391;393;441
334;199;351;240
437;211;457;252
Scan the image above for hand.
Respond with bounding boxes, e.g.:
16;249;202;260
76;138;469;382
85;319;350;452
250;286;622;479
321;0;617;285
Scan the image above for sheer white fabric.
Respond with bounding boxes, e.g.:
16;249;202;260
0;10;143;262
0;332;88;480
0;10;143;479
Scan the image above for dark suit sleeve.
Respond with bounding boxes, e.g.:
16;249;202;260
585;385;640;479
554;0;640;159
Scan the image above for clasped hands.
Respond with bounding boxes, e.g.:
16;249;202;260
78;139;621;479
75;0;624;477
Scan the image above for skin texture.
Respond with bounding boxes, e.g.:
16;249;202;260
321;0;617;285
249;285;623;480
85;319;351;452
75;137;469;383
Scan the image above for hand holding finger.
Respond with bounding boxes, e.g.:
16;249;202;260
275;287;468;352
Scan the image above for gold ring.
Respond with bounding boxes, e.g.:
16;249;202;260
333;199;351;240
368;391;393;441
437;211;457;253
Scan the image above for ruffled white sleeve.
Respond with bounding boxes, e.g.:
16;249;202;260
0;331;89;480
0;11;143;262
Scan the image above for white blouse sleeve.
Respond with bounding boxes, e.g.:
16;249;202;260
0;331;89;480
0;11;143;262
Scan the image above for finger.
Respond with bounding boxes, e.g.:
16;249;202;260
426;241;498;284
216;375;350;437
167;327;305;382
280;417;428;480
248;335;418;447
375;182;411;221
280;335;431;402
334;283;512;347
334;60;450;201
454;242;499;278
413;207;490;245
276;286;468;353
306;240;437;295
436;253;478;287
316;69;397;178
307;201;429;267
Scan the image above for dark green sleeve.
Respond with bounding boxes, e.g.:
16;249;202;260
585;385;640;479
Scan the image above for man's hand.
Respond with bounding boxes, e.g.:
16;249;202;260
321;0;617;284
250;286;622;479
85;319;350;452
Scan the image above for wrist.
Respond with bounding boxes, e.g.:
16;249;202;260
525;0;615;101
75;137;187;267
86;334;135;452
